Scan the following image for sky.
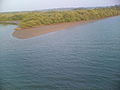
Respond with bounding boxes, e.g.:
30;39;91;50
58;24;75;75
0;0;120;12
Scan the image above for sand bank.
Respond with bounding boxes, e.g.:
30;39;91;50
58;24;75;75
12;20;95;39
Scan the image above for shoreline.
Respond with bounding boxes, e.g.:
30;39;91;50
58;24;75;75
12;20;95;39
12;16;116;39
1;15;119;39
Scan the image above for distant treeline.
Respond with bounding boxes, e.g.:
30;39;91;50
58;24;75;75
0;5;120;29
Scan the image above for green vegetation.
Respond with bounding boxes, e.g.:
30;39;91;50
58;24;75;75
0;6;120;29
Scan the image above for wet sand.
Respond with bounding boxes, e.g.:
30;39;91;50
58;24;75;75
12;21;95;39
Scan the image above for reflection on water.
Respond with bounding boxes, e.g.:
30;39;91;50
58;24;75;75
0;16;120;90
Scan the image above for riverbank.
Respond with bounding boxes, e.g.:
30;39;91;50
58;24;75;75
0;5;120;39
13;15;119;39
13;20;95;39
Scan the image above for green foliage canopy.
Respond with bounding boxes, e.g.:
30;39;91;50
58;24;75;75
0;6;120;29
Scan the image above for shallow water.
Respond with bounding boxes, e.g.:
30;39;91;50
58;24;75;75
0;16;120;90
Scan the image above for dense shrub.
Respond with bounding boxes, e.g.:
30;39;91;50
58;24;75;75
0;6;120;29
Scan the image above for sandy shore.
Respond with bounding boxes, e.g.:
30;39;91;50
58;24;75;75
12;20;95;39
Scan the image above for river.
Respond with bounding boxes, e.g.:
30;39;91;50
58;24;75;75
0;16;120;90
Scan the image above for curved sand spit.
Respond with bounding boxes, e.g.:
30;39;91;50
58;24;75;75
12;21;95;39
